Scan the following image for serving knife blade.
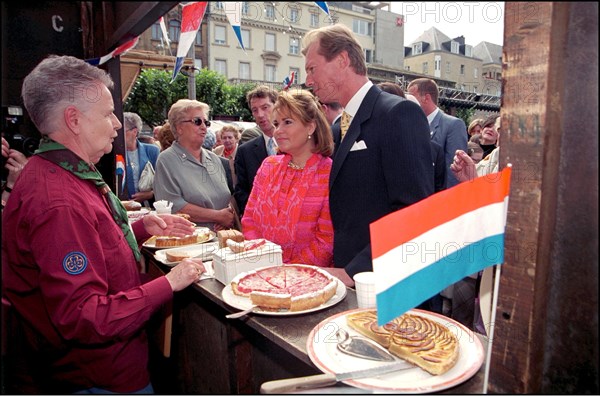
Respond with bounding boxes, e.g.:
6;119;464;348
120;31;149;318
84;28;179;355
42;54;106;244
259;360;414;394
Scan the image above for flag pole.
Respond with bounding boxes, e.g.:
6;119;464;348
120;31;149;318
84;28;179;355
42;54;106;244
482;263;502;393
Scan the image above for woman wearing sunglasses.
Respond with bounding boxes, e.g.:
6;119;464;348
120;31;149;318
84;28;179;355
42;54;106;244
154;99;235;231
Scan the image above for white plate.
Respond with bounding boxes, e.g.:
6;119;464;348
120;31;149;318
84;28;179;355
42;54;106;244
222;279;347;316
154;242;220;266
142;229;216;249
306;308;484;393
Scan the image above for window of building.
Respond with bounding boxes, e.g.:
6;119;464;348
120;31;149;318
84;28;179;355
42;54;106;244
465;45;473;57
214;2;224;10
215;59;227;76
240;29;250;48
289;8;299;23
413;42;422;55
215;25;226;45
289;37;299;55
265;65;276;82
422;62;429;74
195;31;202;46
152;23;161;40
169;20;181;42
310;13;319;27
474;67;479;79
405;65;411;71
434;56;441;78
239;62;250;80
446;61;451;74
265;4;275;19
353;19;372;36
460;64;465;75
473;85;478;93
365;49;372;63
242;2;250;15
290;68;300;84
451;41;459;54
265;33;275;51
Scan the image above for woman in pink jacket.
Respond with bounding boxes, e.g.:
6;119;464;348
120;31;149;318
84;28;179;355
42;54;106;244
242;90;334;267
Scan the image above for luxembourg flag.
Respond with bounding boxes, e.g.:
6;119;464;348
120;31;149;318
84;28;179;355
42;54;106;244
371;166;512;325
171;2;208;83
225;2;246;51
86;36;139;66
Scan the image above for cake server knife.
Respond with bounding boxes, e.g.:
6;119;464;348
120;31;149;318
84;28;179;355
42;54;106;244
259;360;414;394
225;305;257;319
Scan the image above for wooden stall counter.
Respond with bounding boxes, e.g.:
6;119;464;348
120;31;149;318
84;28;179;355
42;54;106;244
144;248;488;394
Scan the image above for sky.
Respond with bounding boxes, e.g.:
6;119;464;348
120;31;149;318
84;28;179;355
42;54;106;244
388;2;505;46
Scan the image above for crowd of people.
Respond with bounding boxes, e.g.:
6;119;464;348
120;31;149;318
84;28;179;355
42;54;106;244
1;23;503;394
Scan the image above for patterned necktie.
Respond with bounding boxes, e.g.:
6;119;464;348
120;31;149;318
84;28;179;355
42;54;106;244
35;137;141;262
267;137;277;156
340;111;352;141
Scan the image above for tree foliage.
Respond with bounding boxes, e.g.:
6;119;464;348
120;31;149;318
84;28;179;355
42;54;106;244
124;68;258;127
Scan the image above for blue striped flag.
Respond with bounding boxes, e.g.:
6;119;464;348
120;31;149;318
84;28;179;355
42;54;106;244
371;166;512;325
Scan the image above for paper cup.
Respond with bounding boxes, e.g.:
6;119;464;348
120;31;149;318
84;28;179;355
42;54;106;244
155;207;172;215
354;271;376;309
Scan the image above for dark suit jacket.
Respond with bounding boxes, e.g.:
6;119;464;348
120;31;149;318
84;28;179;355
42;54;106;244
430;110;467;188
233;134;268;215
330;86;434;277
219;156;234;194
431;140;447;193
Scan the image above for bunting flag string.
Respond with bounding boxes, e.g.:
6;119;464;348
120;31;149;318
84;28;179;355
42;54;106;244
86;37;139;66
225;2;245;52
115;154;126;194
314;2;331;16
282;70;296;90
171;1;208;83
159;16;172;55
371;166;512;326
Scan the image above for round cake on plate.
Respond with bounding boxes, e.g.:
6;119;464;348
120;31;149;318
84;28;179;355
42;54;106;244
231;264;338;312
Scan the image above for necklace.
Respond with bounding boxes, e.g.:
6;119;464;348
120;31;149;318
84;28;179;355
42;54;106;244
287;160;304;170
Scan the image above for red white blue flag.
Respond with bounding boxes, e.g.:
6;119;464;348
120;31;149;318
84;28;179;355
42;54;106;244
282;70;296;90
171;2;208;83
371;166;512;325
115;154;126;194
86;37;139;66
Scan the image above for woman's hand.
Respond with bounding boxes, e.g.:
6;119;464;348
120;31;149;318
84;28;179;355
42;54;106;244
165;258;205;291
322;267;355;288
142;213;195;237
450;149;477;182
132;190;154;202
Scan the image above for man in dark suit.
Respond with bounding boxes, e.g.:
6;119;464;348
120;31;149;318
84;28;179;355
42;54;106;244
302;24;434;288
407;78;468;188
233;86;278;215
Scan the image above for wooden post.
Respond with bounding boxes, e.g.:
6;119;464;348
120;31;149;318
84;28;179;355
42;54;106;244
490;3;598;393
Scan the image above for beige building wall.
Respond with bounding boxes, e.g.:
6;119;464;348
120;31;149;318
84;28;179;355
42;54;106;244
404;51;484;92
207;2;380;85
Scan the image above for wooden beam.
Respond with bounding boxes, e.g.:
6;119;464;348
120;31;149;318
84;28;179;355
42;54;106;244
489;3;598;393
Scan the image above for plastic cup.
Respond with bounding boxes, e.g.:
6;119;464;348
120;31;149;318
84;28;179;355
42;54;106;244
354;271;376;309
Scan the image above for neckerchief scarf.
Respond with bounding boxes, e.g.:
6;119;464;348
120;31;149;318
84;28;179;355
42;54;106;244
35;137;141;262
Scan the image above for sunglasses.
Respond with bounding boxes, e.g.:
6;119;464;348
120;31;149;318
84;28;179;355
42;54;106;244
181;117;211;127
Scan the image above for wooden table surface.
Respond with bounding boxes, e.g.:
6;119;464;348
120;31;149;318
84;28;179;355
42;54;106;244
145;249;488;394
